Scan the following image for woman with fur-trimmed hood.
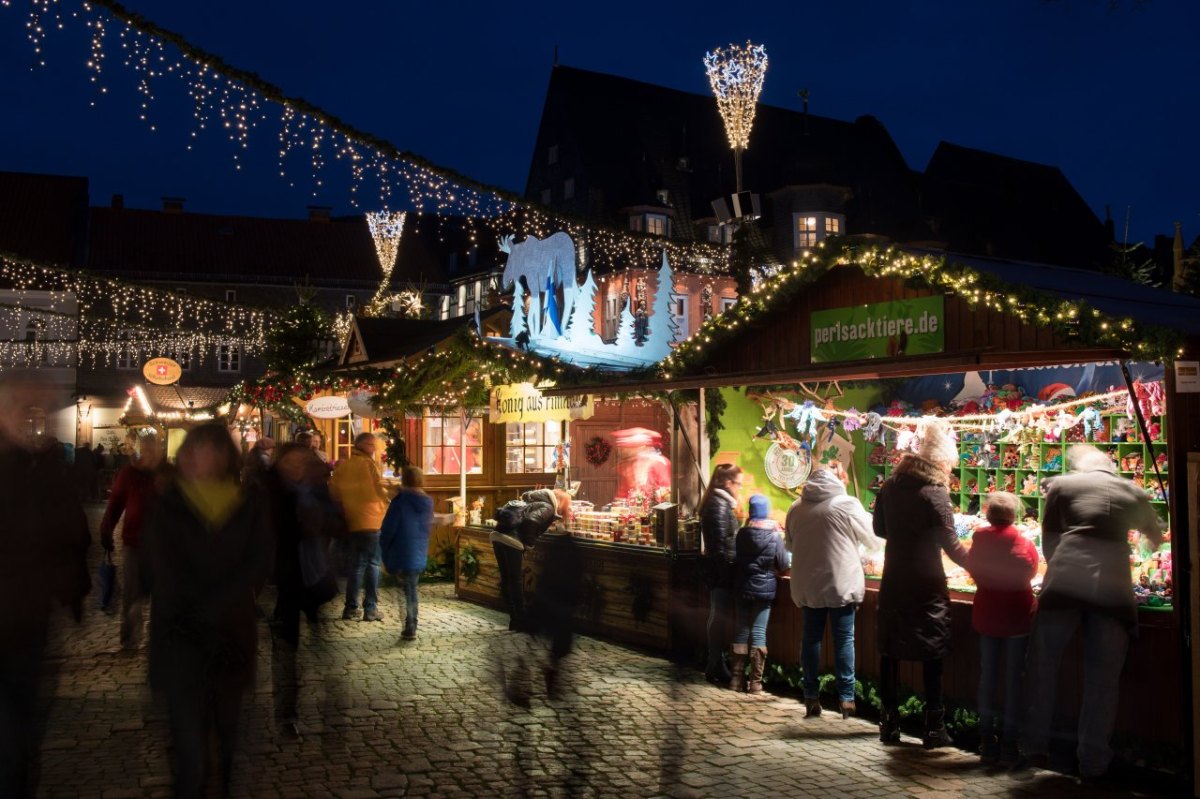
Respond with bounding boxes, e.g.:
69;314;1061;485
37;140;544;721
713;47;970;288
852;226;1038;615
873;418;968;749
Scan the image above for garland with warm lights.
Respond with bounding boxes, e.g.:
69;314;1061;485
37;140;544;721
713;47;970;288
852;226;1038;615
4;0;730;276
659;239;1186;377
0;249;268;367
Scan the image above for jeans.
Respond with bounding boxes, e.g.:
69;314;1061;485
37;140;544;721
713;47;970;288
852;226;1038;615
493;543;527;632
120;546;147;650
397;570;420;633
881;655;944;710
802;605;857;701
733;597;772;649
978;634;1028;741
1023;608;1129;777
343;532;381;615
706;587;734;675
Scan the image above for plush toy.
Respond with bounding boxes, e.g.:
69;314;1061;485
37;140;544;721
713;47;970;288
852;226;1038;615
1155;452;1169;473
861;412;884;443
1079;406;1102;440
1022;473;1039;496
842;408;863;432
1002;473;1016;493
1121;452;1144;473
1147;421;1162;442
785;400;826;440
1112;418;1131;443
868;445;888;466
966;478;978;494
948;473;961;493
986;474;996;493
1044;447;1063;472
1002;448;1020;469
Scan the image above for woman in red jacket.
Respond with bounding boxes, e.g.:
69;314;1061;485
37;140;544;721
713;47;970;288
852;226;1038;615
966;491;1038;765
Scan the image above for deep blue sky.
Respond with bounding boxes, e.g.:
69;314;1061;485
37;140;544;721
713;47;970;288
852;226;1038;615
1;0;1196;244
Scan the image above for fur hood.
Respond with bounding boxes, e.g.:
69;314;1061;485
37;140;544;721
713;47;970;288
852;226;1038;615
892;453;950;487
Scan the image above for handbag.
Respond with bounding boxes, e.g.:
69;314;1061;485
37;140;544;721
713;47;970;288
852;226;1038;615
97;551;117;611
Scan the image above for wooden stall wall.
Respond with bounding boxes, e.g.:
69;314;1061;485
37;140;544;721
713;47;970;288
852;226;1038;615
569;398;670;508
702;265;1094;377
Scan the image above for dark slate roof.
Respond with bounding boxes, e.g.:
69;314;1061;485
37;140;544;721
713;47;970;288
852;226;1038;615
0;170;90;266
918;249;1200;336
921;143;1110;270
342;308;509;367
525;65;926;244
87;207;481;289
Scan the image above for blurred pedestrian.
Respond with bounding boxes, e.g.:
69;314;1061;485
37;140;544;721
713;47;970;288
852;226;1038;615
730;494;788;694
310;430;330;467
73;441;96;502
490;500;529;632
966;491;1037;765
380;465;434;642
141;422;272;798
873;418;967;748
532;489;581;697
785;461;881;718
1022;445;1163;778
0;378;91;798
329;432;390;622
699;464;743;686
99;433;169;651
268;443;340;740
242;436;274;487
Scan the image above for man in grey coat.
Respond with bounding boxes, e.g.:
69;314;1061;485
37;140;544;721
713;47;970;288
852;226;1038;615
1023;444;1163;779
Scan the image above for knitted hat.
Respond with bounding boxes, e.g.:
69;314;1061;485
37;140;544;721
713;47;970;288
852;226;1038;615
918;417;958;466
748;494;771;520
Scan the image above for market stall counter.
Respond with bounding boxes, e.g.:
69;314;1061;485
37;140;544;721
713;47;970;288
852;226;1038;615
454;507;705;654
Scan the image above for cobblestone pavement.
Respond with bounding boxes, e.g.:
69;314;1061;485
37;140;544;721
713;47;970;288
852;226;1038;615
29;505;1172;798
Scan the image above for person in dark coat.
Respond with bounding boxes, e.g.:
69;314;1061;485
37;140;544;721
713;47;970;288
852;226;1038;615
531;489;581;697
1022;444;1163;779
730;494;789;694
267;443;340;739
73;442;97;502
873;419;967;748
380;466;435;642
141;422;272;798
699;463;743;685
0;380;91;799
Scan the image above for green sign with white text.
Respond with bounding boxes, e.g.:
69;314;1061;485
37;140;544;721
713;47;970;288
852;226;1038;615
811;296;945;362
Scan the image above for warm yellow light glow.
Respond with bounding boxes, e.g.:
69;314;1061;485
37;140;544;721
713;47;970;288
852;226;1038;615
703;41;768;151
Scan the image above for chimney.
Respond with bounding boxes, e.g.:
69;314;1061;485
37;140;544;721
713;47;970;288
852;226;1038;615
161;196;185;214
111;194;124;209
308;206;331;222
1172;221;1187;292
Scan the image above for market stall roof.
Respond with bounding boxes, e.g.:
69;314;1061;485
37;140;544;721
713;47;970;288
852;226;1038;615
143;384;229;411
911;249;1200;336
338;308;509;369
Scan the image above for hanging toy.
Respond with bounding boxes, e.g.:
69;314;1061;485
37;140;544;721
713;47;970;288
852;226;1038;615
784;400;826;440
842;408;863;433
895;427;918;453
754;418;780;439
861;412;884;442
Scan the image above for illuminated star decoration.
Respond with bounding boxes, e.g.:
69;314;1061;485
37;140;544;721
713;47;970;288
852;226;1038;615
703;41;768;152
364;210;417;318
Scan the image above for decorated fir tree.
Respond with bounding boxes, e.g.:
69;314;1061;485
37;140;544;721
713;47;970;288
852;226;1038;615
643;252;680;360
616;296;637;352
566;269;603;345
509;279;528;341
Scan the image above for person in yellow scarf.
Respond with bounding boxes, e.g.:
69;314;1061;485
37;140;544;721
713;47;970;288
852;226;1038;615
140;422;272;797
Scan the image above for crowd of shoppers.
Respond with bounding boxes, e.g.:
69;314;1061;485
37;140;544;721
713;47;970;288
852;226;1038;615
701;430;1161;780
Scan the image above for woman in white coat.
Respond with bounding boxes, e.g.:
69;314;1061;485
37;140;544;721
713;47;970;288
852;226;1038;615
785;462;881;718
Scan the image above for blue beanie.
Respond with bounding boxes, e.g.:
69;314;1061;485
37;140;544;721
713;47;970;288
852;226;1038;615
748;494;770;520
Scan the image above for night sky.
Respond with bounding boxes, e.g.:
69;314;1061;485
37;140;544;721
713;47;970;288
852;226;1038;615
1;0;1196;244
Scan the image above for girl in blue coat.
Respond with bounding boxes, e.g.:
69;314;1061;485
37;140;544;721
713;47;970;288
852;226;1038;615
731;494;790;694
379;466;434;641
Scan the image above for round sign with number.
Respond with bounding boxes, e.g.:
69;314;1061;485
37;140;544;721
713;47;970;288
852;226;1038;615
763;442;812;490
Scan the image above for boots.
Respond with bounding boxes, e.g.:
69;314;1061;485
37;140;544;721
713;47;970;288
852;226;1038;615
922;707;952;749
804;699;822;718
840;700;856;720
879;706;900;744
747;647;767;694
728;644;748;692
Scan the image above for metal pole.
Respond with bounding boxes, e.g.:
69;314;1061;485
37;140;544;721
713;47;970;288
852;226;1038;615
698;388;709;493
1120;361;1167;497
459;406;468;511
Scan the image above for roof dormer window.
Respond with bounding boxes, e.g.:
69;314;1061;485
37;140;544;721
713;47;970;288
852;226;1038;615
794;212;845;250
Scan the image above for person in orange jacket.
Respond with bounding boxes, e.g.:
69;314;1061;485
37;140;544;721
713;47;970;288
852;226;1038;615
329;433;391;621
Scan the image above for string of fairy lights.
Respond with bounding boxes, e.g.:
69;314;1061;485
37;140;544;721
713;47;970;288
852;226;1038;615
659;240;1186;379
0;250;268;368
3;0;731;276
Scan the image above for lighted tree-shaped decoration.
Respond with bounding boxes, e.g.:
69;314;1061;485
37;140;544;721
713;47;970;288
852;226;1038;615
509;279;528;341
566;269;604;345
527;284;543;339
365;210;408;315
643;252;680;361
616;296;637;349
703;41;768;193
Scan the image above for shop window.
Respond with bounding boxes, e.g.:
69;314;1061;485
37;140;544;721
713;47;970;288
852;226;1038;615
116;347;136;370
505;421;562;474
216;344;241;373
334;417;357;465
422;412;484;476
602;294;622;341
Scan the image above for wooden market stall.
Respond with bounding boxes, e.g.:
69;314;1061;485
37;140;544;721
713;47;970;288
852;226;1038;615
539;246;1200;777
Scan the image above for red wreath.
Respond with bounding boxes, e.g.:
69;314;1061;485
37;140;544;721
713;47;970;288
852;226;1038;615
584;436;612;467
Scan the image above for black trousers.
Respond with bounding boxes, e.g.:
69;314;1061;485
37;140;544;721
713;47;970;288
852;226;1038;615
165;679;244;799
0;623;49;799
493;543;527;632
880;655;944;711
